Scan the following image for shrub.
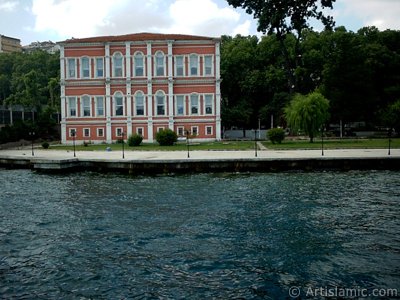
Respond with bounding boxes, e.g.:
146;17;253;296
41;141;50;149
268;128;285;144
128;134;143;146
156;129;177;146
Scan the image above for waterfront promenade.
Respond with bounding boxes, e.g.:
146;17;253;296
0;147;399;173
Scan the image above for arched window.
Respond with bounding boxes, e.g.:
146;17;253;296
155;91;166;116
135;91;145;116
81;95;91;117
134;52;145;77
114;92;124;116
155;51;165;76
113;52;123;77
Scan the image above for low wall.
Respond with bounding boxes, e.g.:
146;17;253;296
1;156;399;174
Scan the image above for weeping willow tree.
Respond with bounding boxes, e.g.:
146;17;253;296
285;91;330;142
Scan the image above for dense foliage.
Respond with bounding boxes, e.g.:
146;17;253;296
221;27;400;132
155;129;178;146
128;134;143;146
267;128;285;144
285;91;330;142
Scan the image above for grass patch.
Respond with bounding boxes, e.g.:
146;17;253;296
51;141;256;152
263;138;400;149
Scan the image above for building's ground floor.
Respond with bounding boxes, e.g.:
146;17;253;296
61;116;220;144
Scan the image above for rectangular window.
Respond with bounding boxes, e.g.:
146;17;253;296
83;128;90;137
69;128;77;137
175;56;184;76
82;96;91;117
116;128;123;137
156;94;165;115
205;94;213;115
96;58;104;78
96;96;104;116
67;58;76;78
134;54;144;76
191;126;198;136
190;55;198;76
81;57;90;78
177;126;184;136
97;128;104;137
68;97;77;117
136;94;145;116
136;127;144;136
204;55;213;76
190;94;199;115
114;54;123;77
175;95;185;116
206;126;213;135
157;127;165;133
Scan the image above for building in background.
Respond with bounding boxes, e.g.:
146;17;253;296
0;34;22;53
58;33;221;144
23;41;60;54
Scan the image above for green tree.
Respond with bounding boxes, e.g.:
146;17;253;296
285;91;330;142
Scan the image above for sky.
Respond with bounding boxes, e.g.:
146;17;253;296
0;0;399;46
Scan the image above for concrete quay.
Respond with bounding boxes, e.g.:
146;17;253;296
0;148;399;174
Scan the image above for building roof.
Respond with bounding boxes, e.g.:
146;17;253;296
61;32;218;44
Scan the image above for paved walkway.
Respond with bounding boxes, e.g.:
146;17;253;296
0;148;398;161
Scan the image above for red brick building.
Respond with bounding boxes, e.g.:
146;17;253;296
59;33;221;144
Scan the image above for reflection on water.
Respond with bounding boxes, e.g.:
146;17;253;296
0;170;399;298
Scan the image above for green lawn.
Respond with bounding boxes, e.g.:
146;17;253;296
48;138;399;152
262;138;400;149
50;141;256;151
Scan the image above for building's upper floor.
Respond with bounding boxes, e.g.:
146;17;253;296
0;34;22;53
59;33;220;82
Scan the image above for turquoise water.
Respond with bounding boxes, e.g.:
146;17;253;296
0;170;399;299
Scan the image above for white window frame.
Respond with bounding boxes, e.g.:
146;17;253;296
191;126;199;137
69;128;77;137
157;126;165;133
114;92;124;116
68;97;77;117
190;94;199;115
175;55;185;77
133;51;145;77
189;54;199;76
135;91;146;116
116;127;124;137
136;127;144;136
95;57;104;78
204;94;214;115
67;58;77;79
97;128;104;137
95;96;104;117
177;126;184;137
81;95;91;117
112;52;124;78
206;126;213;135
155;91;166;116
83;128;90;138
203;55;213;76
154;51;165;77
175;95;185;116
80;57;91;78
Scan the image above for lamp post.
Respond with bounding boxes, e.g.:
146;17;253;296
321;126;325;156
28;131;35;156
388;128;392;156
186;129;190;158
254;129;258;157
121;131;125;159
71;129;76;157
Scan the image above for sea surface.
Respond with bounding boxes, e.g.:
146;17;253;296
0;169;399;299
